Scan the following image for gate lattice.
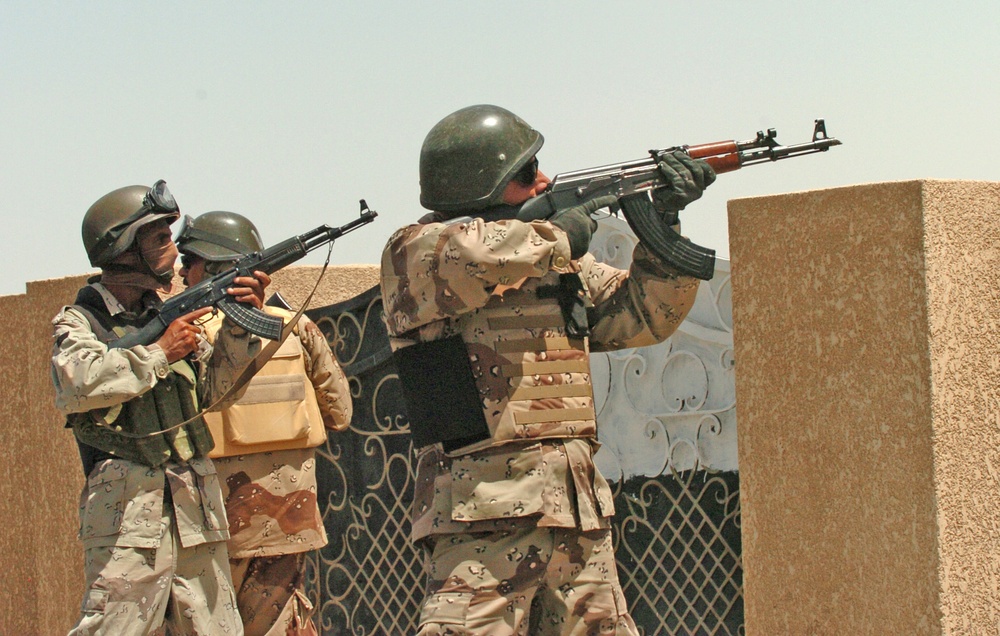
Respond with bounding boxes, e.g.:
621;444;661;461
304;286;743;635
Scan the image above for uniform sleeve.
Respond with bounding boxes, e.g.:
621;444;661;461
297;315;353;431
380;218;573;335
582;243;701;352
50;306;171;415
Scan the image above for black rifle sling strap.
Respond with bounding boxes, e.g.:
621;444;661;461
536;273;590;339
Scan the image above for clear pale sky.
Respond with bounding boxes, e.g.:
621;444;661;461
2;2;997;297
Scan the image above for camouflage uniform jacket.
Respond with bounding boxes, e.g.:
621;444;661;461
380;217;699;540
204;310;353;558
51;281;261;549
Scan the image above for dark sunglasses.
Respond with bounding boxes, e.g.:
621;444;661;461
511;156;539;187
179;252;236;275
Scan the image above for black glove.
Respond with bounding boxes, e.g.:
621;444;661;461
651;150;717;213
546;195;617;260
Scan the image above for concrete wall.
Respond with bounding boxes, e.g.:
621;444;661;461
9;180;999;634
0;265;377;636
729;180;1000;635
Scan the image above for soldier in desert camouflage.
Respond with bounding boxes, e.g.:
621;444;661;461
176;211;353;636
51;181;269;635
380;105;716;635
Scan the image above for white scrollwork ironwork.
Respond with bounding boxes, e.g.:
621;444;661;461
590;216;738;481
592;214;742;634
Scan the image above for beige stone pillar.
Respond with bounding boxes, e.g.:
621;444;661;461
729;180;1000;634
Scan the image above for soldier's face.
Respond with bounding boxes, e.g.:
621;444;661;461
135;221;179;278
501;164;550;205
179;254;207;287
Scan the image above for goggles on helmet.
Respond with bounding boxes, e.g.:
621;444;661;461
174;214;197;247
141;180;178;216
106;180;178;238
90;180;179;264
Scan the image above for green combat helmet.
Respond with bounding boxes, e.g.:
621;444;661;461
82;180;180;267
419;104;544;212
175;211;264;263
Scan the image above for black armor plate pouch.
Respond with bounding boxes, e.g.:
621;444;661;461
393;335;491;452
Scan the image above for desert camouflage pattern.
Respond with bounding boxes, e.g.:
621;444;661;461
380;217;699;538
230;552;319;636
203;310;351;636
417;522;638;636
411;438;615;540
52;282;261;635
70;458;241;635
382;219;697;455
381;216;695;634
201;312;352;557
213;448;327;558
78;457;229;550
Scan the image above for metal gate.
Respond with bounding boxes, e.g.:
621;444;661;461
304;276;743;635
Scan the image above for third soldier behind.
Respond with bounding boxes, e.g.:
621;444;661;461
176;211;353;636
380;105;716;635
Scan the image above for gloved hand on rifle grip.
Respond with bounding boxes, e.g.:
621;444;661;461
538;195;617;261
651;150;716;213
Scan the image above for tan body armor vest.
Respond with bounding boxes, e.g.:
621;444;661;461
395;269;597;455
202;308;327;458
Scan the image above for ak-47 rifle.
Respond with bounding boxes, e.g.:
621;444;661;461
108;200;378;349
518;119;842;280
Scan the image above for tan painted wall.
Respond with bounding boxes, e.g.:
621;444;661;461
0;265;377;636
9;181;999;633
729;180;1000;635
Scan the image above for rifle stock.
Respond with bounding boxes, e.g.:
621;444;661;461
108;200;378;349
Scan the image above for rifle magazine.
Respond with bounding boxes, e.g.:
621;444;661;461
220;299;284;341
619;194;716;281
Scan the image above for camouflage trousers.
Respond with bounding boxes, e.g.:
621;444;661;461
229;552;318;636
68;514;241;635
417;524;639;636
